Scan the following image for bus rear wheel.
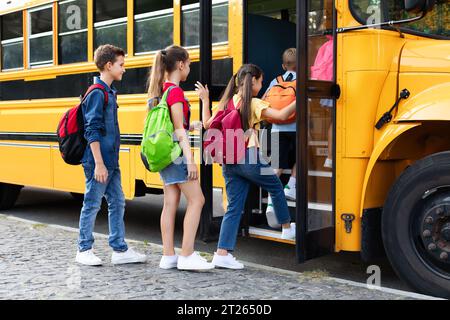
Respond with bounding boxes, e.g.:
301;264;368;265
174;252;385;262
0;183;22;210
382;151;450;299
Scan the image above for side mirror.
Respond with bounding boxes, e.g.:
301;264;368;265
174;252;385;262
404;0;435;14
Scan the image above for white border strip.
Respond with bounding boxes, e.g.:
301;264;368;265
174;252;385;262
1;37;24;45
28;3;53;13
59;29;88;36
94;17;127;28
261;198;333;211
29;31;53;39
248;226;295;243
182;0;228;10
309;141;328;146
1;67;24;72
309;170;332;178
134;8;174;20
59;0;78;5
0;142;51;148
1;214;442;300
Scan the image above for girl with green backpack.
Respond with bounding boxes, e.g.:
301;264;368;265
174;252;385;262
146;45;214;271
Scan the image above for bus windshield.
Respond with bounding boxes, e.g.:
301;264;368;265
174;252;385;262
349;0;450;38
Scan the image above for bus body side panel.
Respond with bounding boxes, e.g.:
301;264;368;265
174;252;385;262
335;30;406;252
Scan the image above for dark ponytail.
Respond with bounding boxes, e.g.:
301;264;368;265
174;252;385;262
218;64;263;131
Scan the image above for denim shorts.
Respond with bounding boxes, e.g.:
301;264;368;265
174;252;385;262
159;156;189;186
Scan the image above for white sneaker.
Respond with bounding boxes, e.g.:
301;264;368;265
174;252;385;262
177;252;215;271
159;255;178;269
281;222;296;240
212;253;244;269
284;185;296;201
76;249;102;266
265;204;281;229
111;248;147;265
324;158;332;168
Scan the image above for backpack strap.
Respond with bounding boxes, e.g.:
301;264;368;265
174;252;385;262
162;85;189;128
82;84;109;111
160;85;176;105
81;84;110;136
276;75;284;84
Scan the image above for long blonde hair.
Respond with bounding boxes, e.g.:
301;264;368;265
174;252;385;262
147;45;189;107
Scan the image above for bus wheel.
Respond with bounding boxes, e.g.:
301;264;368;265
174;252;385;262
0;183;22;210
382;151;450;299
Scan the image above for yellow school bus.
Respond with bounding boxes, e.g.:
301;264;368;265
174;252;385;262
0;0;449;298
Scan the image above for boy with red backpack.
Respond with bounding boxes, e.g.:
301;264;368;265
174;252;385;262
262;48;298;229
75;45;146;266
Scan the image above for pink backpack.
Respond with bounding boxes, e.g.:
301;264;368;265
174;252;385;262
311;36;334;81
203;98;248;164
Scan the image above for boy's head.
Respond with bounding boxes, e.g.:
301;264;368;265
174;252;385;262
282;48;296;72
94;44;126;81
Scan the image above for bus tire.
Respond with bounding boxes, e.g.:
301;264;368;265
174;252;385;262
382;151;450;299
0;183;22;210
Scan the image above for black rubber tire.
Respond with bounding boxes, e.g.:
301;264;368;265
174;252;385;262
0;183;22;210
382;151;450;299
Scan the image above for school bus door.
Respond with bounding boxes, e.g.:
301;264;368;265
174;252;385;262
296;0;338;262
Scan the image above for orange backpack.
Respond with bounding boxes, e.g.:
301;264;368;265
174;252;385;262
263;75;296;124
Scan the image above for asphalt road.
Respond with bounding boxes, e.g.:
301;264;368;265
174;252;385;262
2;186;411;292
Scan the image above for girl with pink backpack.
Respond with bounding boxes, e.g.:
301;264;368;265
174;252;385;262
196;64;297;269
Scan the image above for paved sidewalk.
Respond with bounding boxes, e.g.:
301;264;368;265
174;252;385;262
0;214;438;300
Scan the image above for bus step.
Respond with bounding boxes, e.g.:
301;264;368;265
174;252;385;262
278;170;332;177
247;226;295;245
261;198;332;211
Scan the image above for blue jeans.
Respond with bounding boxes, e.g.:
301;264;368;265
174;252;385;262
218;148;291;251
78;166;128;252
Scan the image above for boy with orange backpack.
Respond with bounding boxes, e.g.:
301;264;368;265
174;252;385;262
262;48;297;229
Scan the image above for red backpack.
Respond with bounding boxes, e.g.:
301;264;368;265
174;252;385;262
203;98;248;164
57;84;108;165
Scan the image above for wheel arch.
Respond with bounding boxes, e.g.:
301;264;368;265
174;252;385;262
361;121;450;218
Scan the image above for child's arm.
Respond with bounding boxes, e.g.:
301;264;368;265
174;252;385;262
90;142;108;183
195;81;216;130
203;108;223;130
261;100;296;121
83;90;108;183
171;103;198;180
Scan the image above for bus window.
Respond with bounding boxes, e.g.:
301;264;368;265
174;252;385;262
58;0;88;64
28;5;53;68
134;0;173;54
181;0;229;48
1;11;23;71
94;0;127;53
350;0;449;38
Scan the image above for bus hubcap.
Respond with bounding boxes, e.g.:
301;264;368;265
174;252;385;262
421;204;450;264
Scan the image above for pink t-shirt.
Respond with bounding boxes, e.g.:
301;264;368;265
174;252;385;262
311;36;334;81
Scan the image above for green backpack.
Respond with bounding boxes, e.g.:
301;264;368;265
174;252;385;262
141;87;182;172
